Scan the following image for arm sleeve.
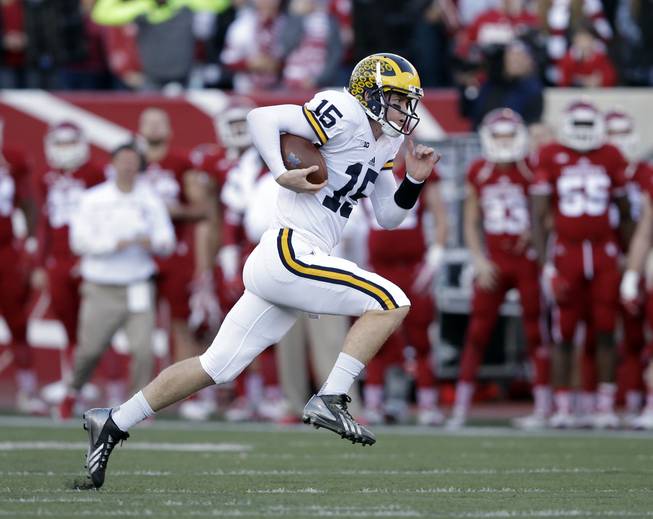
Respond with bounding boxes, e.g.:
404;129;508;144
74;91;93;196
91;0;150;25
246;104;319;180
70;197;118;256
369;170;410;229
147;196;176;256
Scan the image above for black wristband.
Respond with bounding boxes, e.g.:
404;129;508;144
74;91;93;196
394;175;425;209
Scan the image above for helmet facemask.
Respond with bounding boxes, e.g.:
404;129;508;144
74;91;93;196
215;107;252;151
605;111;638;161
559;102;605;152
44;122;90;171
479;108;529;163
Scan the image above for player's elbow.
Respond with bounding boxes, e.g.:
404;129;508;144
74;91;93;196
246;108;268;133
376;217;400;230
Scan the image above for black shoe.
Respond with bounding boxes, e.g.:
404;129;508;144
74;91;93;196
83;408;129;489
302;394;376;446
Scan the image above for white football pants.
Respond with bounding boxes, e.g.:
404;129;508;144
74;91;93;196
199;228;409;384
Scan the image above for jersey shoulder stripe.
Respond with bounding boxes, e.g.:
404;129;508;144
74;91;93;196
276;228;398;310
302;105;328;146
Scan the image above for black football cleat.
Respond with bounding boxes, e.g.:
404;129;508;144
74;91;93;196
302;394;376;446
83;408;129;489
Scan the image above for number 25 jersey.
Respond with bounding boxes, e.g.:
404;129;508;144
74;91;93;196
273;89;403;253
467;158;533;255
531;142;627;243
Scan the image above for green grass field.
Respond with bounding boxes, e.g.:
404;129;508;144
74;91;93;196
1;417;653;518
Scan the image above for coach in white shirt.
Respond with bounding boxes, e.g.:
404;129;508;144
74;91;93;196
66;143;175;406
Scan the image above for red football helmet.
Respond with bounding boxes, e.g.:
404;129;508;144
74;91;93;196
558;100;605;152
214;97;256;152
44;121;89;170
604;109;637;160
479;108;529;163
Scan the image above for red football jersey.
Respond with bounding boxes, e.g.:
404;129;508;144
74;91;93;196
625;161;653;220
140;149;194;240
467;159;533;254
190;143;235;191
532;142;627;242
141;149;193;206
0;147;29;247
367;166;440;264
36;162;105;263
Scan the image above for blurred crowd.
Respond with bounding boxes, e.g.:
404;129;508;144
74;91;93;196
1;87;653;432
1;1;653;113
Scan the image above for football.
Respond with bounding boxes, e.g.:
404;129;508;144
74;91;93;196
280;134;328;184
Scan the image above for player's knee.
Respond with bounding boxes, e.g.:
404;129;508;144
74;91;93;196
523;323;541;351
466;318;491;350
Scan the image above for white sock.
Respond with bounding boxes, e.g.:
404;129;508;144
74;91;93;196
626;390;643;414
318;353;364;396
533;385;552;416
452;381;474;416
16;369;37;395
112;391;154;432
578;391;595;415
245;373;264;404
555;390;573;415
596;383;616;414
417;387;437;410
364;384;383;409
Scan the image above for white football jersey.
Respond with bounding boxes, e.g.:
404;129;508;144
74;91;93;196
273;90;403;252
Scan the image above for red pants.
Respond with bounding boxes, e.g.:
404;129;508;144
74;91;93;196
156;243;195;320
459;251;549;385
552;239;620;343
0;244;32;368
366;261;436;389
46;256;81;346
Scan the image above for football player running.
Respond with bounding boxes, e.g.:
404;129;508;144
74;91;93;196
80;53;440;489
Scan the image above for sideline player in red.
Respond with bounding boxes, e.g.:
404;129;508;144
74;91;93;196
605;109;653;425
0;117;45;413
531;100;632;429
32;122;105;415
137;108;214;367
447;108;551;429
621;170;653;429
362;144;448;425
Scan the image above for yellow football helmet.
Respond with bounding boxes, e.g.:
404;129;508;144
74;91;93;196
347;53;423;137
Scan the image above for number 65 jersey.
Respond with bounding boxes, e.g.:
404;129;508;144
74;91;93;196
273;89;403;253
531;142;628;243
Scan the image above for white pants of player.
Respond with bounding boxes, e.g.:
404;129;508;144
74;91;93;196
199;227;410;384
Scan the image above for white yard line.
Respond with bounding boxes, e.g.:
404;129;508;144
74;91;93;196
0;441;251;452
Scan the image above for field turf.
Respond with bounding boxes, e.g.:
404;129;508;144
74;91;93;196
1;416;652;518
